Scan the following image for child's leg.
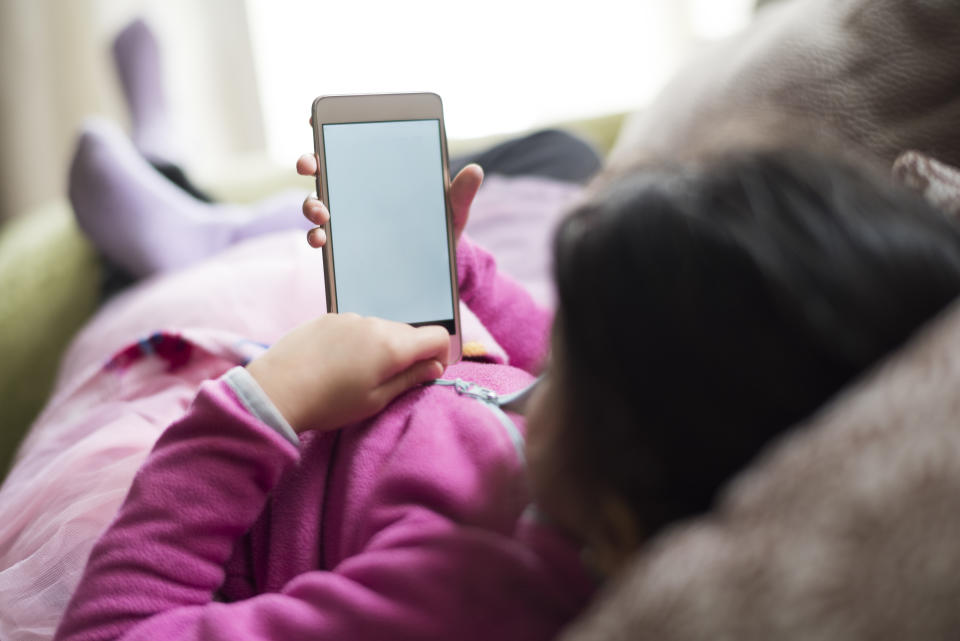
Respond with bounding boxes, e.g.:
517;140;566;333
113;18;215;203
112;19;180;166
69;119;307;279
99;17;601;282
102;18;307;282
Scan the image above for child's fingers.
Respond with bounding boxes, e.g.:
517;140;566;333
398;324;451;370
371;321;450;378
297;154;318;176
303;196;329;225
450;164;484;239
375;358;445;407
307;227;326;247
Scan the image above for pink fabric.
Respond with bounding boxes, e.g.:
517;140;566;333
53;232;591;641
0;175;584;641
0;336;238;641
462;174;584;308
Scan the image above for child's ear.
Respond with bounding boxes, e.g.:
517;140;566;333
583;492;643;577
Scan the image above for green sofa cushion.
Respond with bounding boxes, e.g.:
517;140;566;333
0;203;100;475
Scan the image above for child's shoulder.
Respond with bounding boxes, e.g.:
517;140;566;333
362;359;532;456
327;361;535;536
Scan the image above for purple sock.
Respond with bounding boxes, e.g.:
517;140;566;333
112;19;179;164
69;119;308;278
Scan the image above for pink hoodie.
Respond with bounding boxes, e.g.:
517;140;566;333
54;237;594;641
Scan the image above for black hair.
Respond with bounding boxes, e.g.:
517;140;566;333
552;147;960;536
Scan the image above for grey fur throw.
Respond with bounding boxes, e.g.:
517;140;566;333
609;0;960;168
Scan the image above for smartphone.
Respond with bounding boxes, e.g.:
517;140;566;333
311;92;462;362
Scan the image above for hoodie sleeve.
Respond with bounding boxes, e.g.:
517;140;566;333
456;234;552;374
53;377;298;641
53;380;582;641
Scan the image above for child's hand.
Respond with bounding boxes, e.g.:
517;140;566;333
246;313;449;434
295;154;484;249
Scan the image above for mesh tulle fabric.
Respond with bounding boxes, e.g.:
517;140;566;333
1;406;179;640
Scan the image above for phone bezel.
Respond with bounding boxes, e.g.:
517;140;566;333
311;92;462;363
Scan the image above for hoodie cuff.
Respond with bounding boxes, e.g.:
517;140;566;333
222;366;299;446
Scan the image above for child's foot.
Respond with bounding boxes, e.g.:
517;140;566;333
112;18;179;164
69;119;307;278
69;118;225;277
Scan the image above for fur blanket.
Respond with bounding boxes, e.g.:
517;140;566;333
609;0;960;168
896;152;960;219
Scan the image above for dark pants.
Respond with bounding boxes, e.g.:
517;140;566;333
449;129;601;185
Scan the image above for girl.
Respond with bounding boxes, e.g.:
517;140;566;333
54;143;960;641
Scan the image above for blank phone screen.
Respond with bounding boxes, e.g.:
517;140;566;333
322;119;455;331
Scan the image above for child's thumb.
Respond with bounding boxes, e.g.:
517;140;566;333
376;359;444;406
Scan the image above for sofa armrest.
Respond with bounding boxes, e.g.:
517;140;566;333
0;203;100;476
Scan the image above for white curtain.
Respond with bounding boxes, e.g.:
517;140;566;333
0;0;265;221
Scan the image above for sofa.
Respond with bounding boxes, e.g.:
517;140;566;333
2;0;960;637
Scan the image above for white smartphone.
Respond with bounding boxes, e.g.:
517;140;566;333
311;92;462;362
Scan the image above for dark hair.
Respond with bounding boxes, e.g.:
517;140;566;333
553;147;960;536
